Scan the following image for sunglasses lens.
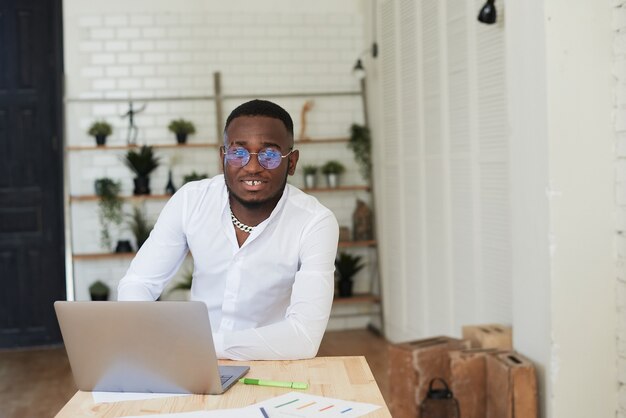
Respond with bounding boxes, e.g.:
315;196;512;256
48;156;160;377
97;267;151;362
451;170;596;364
225;147;249;167
258;148;282;169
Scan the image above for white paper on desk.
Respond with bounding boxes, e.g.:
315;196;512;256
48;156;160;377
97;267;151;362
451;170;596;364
121;406;266;418
252;392;381;418
91;391;190;404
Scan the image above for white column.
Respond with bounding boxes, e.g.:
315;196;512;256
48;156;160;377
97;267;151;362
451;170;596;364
507;1;616;417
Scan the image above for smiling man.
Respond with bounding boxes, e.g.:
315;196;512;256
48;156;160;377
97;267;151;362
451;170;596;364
118;100;339;360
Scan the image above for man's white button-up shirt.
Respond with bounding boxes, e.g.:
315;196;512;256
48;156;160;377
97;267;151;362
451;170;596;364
117;175;339;360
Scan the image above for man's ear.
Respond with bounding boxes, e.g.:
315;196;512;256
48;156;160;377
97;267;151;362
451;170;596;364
219;146;225;173
287;150;299;176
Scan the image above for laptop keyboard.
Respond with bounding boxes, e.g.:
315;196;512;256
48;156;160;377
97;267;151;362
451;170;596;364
220;375;233;385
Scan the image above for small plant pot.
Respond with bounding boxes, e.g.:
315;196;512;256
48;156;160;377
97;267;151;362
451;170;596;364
326;173;339;188
304;173;317;189
90;291;109;301
115;239;133;253
133;176;151;195
89;280;110;301
337;280;353;298
175;133;188;144
94;180;103;195
95;135;107;146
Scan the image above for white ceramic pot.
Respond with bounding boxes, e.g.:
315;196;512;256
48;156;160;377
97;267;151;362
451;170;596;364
304;173;317;189
326;173;339;188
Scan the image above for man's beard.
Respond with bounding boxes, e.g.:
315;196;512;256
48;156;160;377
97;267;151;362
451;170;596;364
225;170;289;210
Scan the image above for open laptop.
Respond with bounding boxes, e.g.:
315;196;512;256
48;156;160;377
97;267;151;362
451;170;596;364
54;301;249;394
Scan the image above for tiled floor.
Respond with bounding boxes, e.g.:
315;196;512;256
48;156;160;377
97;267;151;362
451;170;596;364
0;329;389;418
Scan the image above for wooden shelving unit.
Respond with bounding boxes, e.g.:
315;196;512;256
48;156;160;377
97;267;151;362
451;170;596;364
66;81;381;330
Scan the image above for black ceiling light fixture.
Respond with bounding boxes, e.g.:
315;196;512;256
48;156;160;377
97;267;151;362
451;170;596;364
477;0;497;24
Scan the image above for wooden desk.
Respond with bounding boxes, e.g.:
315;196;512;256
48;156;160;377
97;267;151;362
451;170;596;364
55;356;391;417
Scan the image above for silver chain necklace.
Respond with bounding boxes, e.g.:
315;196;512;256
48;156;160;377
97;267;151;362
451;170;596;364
230;210;255;233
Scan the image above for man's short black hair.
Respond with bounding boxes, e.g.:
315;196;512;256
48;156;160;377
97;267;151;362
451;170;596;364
224;99;294;138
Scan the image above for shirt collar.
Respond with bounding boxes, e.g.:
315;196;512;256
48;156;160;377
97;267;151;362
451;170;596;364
219;176;290;243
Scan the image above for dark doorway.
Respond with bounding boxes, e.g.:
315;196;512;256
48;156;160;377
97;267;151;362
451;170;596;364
0;0;65;347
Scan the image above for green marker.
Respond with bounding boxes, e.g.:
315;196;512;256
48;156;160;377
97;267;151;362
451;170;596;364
239;377;308;390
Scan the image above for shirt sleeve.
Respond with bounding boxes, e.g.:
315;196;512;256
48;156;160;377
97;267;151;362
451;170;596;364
213;210;339;360
117;187;189;301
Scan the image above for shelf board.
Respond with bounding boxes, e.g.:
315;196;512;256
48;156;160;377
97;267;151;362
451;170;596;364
74;242;375;261
71;186;369;202
294;137;349;144
303;185;370;193
66;142;219;151
338;240;376;248
73;252;136;260
70;194;172;202
333;293;380;305
67;138;349;151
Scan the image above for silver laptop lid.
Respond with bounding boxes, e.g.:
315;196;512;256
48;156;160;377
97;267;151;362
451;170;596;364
54;301;248;394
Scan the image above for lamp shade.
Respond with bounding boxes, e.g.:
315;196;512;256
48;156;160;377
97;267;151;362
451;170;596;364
352;59;366;79
477;0;496;24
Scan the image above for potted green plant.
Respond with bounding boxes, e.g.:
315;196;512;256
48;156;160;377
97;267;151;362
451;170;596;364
123;145;160;195
89;280;110;301
94;178;124;251
168;118;196;144
302;165;318;189
183;171;209;184
335;252;365;298
88;120;113;146
321;160;345;188
348;124;372;181
127;206;154;250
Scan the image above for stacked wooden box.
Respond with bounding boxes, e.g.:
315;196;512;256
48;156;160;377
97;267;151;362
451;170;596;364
462;324;513;350
388;337;470;418
388;324;537;418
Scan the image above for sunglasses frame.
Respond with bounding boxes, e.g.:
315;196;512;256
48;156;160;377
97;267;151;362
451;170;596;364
222;145;295;170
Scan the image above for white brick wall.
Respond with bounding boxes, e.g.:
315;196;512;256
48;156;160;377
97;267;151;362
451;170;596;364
65;3;374;319
616;1;626;414
67;10;364;102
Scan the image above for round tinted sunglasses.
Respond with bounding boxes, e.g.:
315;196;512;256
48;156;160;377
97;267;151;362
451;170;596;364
222;146;295;170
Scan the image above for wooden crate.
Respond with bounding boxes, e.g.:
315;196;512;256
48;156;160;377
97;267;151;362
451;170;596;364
388;336;469;418
486;351;538;418
449;348;502;418
462;324;513;350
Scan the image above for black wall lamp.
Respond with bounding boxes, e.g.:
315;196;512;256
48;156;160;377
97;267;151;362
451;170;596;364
352;0;379;79
352;43;378;79
477;0;497;24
